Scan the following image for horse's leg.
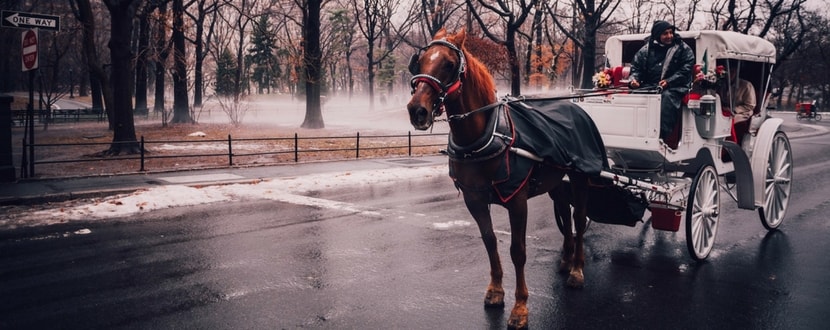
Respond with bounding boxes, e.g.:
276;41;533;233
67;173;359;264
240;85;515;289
567;174;589;288
505;197;530;329
463;196;505;308
550;185;574;274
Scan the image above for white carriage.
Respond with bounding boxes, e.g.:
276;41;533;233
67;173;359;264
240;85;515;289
572;31;793;260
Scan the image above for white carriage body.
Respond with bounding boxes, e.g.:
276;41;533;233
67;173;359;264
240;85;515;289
574;31;781;209
512;32;791;259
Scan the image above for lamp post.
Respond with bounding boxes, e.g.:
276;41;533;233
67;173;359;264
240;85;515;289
69;68;74;99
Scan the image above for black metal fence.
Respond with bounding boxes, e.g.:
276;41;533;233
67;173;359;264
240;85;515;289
20;131;448;178
12;108;107;126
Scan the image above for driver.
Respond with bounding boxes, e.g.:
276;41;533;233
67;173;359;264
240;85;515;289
629;20;695;144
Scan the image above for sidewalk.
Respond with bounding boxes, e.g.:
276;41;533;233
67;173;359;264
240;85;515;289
1;115;825;206
0;155;449;206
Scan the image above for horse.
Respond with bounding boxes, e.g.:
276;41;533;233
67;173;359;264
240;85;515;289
406;28;601;329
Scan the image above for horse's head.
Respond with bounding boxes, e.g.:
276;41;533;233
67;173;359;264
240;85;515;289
406;28;468;130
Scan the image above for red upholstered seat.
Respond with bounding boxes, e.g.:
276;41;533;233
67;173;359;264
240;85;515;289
610;66;630;87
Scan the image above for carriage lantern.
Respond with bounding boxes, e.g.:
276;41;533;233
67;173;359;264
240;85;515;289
699;94;716;117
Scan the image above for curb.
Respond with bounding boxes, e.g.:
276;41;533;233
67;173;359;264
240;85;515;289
0;178;269;206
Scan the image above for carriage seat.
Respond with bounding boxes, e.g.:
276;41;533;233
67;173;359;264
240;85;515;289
610;66;630;88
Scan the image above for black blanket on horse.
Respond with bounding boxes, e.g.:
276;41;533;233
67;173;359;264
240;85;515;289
448;98;608;203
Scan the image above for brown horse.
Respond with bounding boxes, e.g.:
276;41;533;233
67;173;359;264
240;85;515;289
406;28;594;329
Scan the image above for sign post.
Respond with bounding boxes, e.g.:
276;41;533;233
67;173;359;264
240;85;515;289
2;11;60;178
21;29;38;177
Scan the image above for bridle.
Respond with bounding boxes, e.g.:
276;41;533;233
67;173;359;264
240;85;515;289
409;39;467;119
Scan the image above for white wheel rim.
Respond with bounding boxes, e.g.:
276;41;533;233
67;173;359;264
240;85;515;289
690;167;719;258
763;134;793;227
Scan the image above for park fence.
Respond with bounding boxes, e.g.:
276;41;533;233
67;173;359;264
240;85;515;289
19;131;448;179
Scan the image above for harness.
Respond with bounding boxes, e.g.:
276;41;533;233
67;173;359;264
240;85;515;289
409;39;467;118
445;101;512;162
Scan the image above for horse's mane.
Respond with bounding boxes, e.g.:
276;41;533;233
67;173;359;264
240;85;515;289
441;29;497;106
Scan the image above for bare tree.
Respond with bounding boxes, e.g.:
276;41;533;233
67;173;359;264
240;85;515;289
323;6;357;98
547;0;621;89
70;0;114;128
466;0;539;96
710;0;807;36
151;2;172;115
185;0;222;108
135;7;152;116
298;0;325;128
415;0;466;40
350;0;410;110
100;0;144;154
169;0;193;123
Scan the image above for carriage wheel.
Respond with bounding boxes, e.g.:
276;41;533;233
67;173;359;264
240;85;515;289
796;113;802;121
685;165;720;261
815;113;822;121
758;132;793;230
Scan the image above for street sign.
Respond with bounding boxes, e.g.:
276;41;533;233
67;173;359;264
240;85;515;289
22;29;37;71
2;10;60;31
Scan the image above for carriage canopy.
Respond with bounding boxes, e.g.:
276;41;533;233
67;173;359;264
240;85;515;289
604;30;776;69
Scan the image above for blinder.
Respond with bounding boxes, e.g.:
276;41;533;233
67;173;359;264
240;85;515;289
408;52;421;75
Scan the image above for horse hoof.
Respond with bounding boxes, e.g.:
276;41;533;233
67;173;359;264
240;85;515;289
507;319;528;330
507;305;529;329
484;288;505;308
567;271;585;288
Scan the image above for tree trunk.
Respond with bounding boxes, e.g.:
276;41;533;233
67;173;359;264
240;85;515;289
74;0;113;129
104;0;140;154
580;23;597;89
301;0;324;128
346;51;354;99
367;42;375;110
154;2;169;114
78;67;89;97
134;13;150;116
506;37;521;96
194;21;205;107
89;73;104;112
170;0;192;123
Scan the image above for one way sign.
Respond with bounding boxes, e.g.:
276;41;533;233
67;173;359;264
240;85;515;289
2;11;60;31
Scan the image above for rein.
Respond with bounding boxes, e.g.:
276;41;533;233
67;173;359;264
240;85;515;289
447;89;634;122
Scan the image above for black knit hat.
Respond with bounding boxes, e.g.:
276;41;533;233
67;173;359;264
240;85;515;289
650;20;675;41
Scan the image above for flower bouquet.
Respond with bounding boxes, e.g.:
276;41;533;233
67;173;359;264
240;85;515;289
593;68;613;89
692;64;726;92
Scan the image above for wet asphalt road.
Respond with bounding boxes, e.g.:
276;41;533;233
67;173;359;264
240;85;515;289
2;126;830;329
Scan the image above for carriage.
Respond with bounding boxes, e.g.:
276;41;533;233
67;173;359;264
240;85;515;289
564;30;793;260
407;29;793;328
795;101;821;121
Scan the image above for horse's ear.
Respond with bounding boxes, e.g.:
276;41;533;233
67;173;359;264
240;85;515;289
448;28;466;49
434;28;447;40
408;52;420;75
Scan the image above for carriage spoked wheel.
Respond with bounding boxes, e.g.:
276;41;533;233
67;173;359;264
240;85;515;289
758;132;793;230
685;165;720;261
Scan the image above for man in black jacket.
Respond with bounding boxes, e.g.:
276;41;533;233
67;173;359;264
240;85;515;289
629;20;695;143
